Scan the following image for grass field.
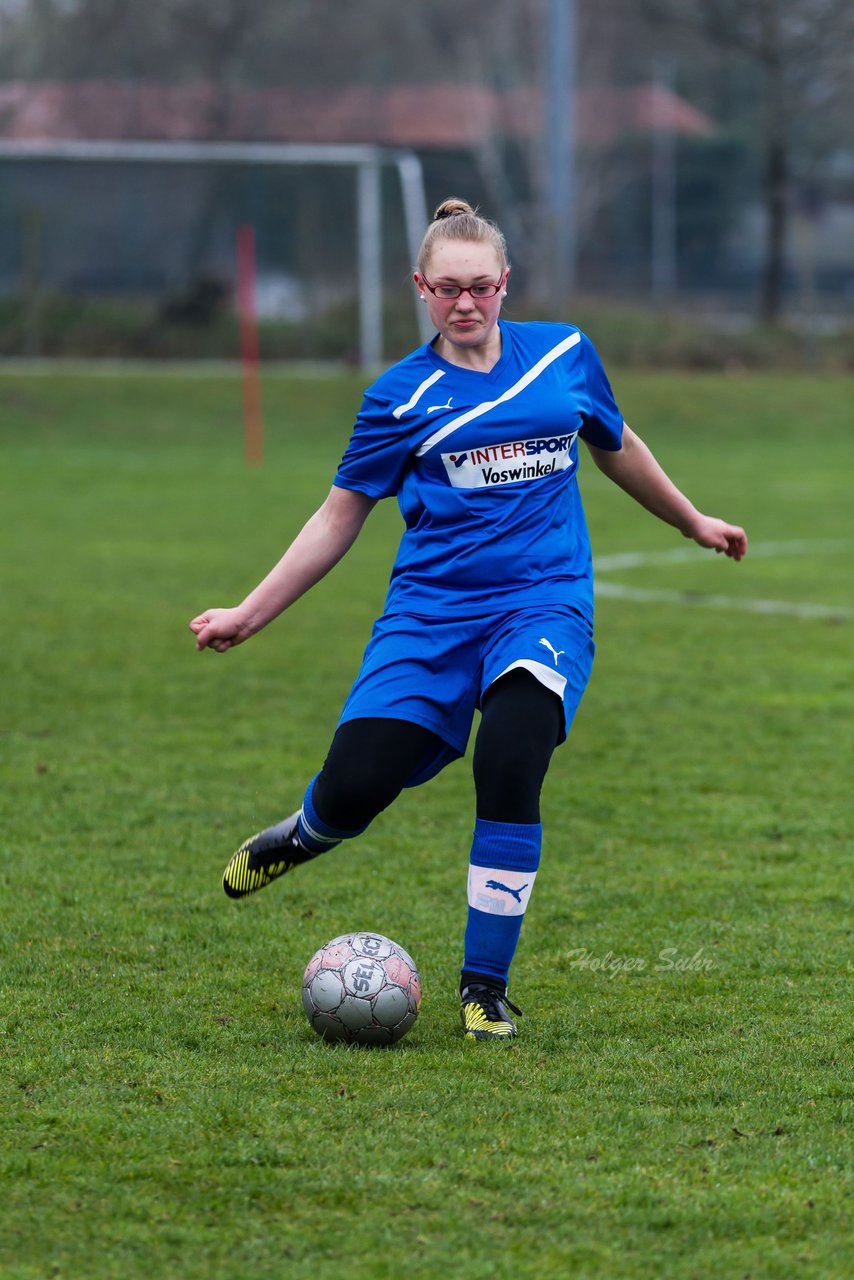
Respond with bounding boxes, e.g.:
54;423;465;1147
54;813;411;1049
1;366;852;1279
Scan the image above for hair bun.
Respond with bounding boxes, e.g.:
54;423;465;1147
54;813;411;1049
433;198;476;221
416;197;508;275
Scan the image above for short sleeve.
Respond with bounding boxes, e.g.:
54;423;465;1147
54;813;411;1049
577;332;624;451
333;392;412;500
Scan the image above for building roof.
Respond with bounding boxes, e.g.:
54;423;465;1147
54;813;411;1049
0;80;715;147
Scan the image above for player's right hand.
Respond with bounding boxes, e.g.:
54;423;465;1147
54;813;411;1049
189;608;252;653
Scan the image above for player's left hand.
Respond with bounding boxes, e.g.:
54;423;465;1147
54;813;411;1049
686;516;747;561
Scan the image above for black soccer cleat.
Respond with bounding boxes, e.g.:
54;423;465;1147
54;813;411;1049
222;811;317;899
460;984;523;1041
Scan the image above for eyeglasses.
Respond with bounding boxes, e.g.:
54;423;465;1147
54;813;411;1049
420;272;505;301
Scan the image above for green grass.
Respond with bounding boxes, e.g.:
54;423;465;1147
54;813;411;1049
1;368;852;1279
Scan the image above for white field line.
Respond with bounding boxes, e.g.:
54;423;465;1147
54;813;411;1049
594;581;851;620
595;539;850;572
594;539;852;622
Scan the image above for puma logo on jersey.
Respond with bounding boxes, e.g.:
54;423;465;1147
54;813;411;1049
539;637;565;666
427;397;454;414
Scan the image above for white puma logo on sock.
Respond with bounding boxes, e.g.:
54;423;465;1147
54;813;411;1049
539;637;565;666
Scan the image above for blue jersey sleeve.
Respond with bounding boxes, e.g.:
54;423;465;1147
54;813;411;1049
577;332;624;451
334;392;411;500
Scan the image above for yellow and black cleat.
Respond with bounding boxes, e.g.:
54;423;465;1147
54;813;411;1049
460;985;523;1041
222;813;316;899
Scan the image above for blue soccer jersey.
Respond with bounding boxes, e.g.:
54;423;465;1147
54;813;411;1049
333;320;623;621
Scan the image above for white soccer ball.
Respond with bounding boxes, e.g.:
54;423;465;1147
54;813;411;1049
301;932;421;1046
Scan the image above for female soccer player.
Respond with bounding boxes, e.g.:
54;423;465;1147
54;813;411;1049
190;198;747;1041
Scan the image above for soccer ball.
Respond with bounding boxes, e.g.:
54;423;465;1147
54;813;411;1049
301;932;421;1046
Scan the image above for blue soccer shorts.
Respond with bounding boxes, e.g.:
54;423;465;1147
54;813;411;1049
337;604;595;786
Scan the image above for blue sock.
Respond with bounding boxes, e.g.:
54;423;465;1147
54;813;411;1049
462;818;542;991
296;775;368;854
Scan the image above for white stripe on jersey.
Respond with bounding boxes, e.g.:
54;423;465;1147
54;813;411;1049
392;370;446;420
415;331;581;456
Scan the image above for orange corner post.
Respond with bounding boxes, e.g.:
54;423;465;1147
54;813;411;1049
236;224;264;466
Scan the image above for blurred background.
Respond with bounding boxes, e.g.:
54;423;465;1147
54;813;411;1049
0;0;852;367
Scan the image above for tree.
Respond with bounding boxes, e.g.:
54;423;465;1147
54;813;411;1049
640;0;854;323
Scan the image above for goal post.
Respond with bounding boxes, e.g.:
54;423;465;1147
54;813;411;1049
0;138;433;367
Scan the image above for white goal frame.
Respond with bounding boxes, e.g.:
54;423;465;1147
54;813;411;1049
0;139;433;367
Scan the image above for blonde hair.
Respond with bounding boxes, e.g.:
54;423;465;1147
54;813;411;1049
416;198;509;275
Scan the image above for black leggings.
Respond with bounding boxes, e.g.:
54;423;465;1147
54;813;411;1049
312;668;563;830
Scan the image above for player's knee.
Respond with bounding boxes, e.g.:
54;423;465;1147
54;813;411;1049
473;751;545;823
474;671;563;823
313;717;442;831
313;762;401;831
473;719;553;821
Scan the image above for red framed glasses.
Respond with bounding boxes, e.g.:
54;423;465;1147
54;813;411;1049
420;272;505;301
